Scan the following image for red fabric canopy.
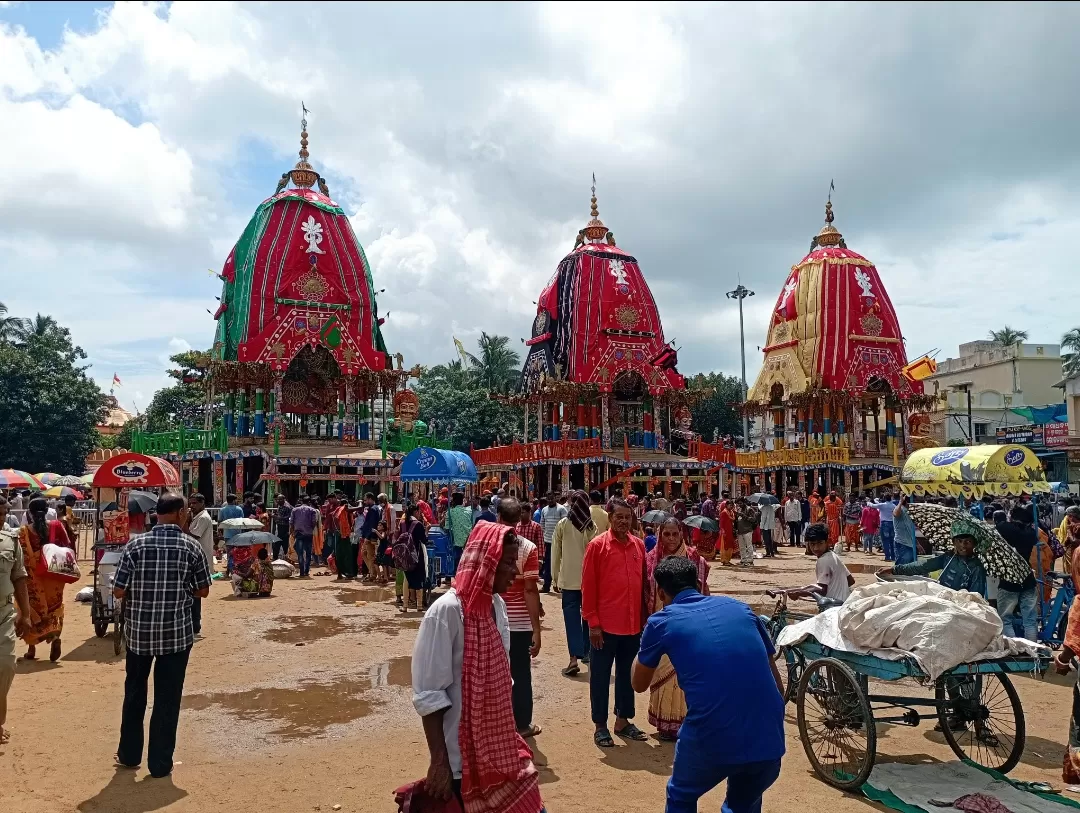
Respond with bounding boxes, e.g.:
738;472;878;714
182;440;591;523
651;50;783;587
91;453;180;489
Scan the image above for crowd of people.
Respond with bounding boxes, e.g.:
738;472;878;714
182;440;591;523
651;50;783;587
409;493;787;813
3;478;1079;808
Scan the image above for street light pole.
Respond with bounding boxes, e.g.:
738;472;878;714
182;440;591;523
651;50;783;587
726;284;755;448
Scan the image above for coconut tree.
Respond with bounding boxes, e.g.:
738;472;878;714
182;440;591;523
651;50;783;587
0;301;27;344
1062;327;1080;376
465;332;521;393
988;326;1029;347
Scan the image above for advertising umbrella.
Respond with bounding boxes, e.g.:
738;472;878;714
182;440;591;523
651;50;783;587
0;470;45;490
749;493;779;505
126;490;159;514
642;510;672;525
43;486;80;498
35;473;62;485
907;503;1032;584
218;517;266;530
682;515;719;532
226;530;278;547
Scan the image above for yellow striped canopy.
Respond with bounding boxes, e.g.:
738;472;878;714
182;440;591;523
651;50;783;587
900;444;1049;498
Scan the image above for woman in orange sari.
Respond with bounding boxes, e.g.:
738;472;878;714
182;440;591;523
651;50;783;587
19;498;73;662
717;498;736;565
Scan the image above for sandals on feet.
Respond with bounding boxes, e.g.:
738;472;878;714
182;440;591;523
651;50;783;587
518;724;542;738
614;723;648;741
561;664;580;677
594;729;615;748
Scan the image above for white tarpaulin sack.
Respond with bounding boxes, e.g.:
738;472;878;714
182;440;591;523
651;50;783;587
837;580;1003;679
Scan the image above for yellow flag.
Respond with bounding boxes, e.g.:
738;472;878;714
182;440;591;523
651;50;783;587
453;336;469;365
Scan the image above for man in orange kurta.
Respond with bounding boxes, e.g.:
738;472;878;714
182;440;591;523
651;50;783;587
823;492;843;546
809;493;823;525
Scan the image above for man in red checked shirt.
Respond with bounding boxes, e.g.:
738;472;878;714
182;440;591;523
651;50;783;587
581;499;646;748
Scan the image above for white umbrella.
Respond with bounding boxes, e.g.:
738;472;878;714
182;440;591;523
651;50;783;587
218;517;264;530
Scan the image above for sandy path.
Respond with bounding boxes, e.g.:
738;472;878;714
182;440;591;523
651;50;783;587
0;548;1068;812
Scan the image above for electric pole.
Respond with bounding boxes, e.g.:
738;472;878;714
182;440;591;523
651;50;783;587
726;284;755;447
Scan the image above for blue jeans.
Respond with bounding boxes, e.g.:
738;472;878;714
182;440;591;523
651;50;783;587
667;751;782;813
540;542;553;591
862;532;876;553
294;533;313;577
560;589;590;660
880;522;895;561
997;586;1038;640
893;533;916;566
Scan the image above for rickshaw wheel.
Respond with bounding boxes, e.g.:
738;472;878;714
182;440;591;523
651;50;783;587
934;673;1025;774
91;592;108;638
797;657;877;790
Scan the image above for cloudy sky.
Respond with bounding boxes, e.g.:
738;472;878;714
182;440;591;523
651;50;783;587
3;2;1079;410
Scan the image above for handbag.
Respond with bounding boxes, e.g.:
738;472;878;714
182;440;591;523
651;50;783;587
37;542;82;583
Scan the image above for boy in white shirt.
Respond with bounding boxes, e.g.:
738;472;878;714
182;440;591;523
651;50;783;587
786;523;854;603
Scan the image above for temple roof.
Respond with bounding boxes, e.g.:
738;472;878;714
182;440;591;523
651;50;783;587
519;180;684;395
212;111;389;377
747;198;914;404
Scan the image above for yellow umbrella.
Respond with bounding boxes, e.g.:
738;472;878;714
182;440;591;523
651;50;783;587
43;485;81;498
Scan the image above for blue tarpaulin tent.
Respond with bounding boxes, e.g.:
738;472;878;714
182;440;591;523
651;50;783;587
398;447;478;484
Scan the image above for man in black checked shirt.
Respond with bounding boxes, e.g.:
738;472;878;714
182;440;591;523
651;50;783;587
113;493;212;778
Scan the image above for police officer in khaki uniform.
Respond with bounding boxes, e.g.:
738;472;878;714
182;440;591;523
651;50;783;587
0;508;31;744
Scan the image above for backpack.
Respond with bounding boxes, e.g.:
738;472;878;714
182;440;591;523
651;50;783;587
393;520;420;570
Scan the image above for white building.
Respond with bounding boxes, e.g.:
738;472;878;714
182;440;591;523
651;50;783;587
925;341;1064;444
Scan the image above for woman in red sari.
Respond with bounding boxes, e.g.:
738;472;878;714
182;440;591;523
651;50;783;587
644;517;710;740
19;498;73;661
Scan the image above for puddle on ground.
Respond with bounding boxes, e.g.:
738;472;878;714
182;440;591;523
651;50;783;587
185;656;413;740
326;585;398;604
373;655;412;687
355;617;421;637
263;615;349;644
185;676;377;740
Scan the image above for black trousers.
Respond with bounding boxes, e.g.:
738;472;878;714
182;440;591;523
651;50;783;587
509;630;534;731
272;536;289;560
118;648;191;777
762;529;777;557
787;521;802;546
191;597;201;635
589;631;640;726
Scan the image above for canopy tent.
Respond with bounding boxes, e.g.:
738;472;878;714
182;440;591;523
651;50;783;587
399;447;477;485
90;452;181;489
900;444;1049;498
1009;403;1067;425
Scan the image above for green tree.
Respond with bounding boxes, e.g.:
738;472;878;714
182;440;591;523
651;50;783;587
144;349;214;431
465;332;521;393
0;321;106;474
687;371;744;441
415;358;522;451
988;326;1028;346
0;301;27;344
1062;327;1080;377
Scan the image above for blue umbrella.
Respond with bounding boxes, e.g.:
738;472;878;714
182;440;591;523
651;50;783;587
226;530;278;548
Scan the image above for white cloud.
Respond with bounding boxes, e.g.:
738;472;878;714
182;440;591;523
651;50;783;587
2;0;1079;411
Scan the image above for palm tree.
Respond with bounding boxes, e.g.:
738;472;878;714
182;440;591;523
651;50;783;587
988;326;1029;347
465;332;521;393
15;313;59;343
1062;327;1080;377
423;359;475;390
0;301;28;344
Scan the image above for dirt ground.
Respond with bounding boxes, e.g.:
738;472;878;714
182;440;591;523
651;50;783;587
1;546;1069;813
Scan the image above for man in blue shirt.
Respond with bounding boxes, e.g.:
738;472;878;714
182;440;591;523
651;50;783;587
631;557;785;813
218;493;245;573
